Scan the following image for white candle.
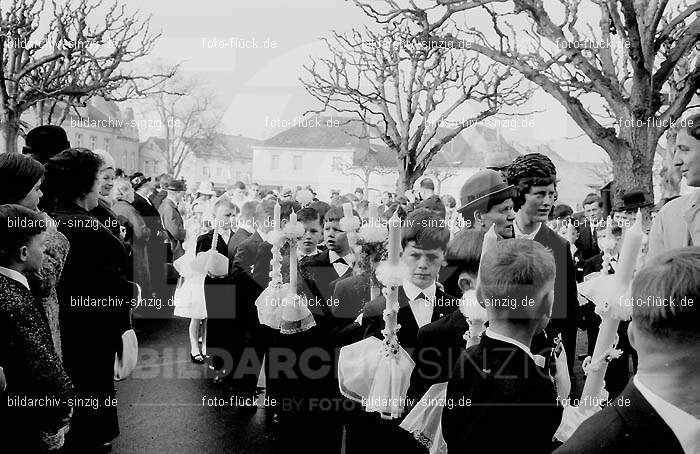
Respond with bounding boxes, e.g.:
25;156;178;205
290;209;297;224
343;202;353;220
388;211;401;266
616;210;643;284
289;246;298;290
369;203;378;226
274;202;281;231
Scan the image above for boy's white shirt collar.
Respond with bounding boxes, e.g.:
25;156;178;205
402;279;436;301
484;327;546;367
328;250;354;264
403;279;436;328
634;375;700;454
0;266;30;291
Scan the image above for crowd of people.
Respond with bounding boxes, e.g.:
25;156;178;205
0;116;698;453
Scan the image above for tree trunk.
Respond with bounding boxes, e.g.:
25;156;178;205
658;128;681;199
0;115;20;153
608;140;654;209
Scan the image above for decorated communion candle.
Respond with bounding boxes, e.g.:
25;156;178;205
274;201;281;231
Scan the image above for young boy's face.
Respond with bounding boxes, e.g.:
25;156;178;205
23;231;47;273
324;220;349;254
301;218;322;254
402;241;445;289
214;205;236;232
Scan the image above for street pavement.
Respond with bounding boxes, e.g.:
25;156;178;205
112;317;278;454
112;315;592;453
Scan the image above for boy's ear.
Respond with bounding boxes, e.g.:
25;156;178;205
457;272;477;293
18;245;29;263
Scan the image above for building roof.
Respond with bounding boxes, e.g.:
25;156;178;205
188;133;260;160
263;116;365;149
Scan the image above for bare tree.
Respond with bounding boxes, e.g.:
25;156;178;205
0;0;175;152
425;165;459;194
333;145;395;196
353;0;700;204
301;20;532;193
145;74;221;178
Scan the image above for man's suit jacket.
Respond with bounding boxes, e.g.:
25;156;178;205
533;223;579;373
233;231;272;288
132;192;164;243
228;228;252;257
158;198;186;260
407;309;469;402
648;190;700;259
575;218;600;262
442;335;562;454
149;189;167;210
553;380;685;454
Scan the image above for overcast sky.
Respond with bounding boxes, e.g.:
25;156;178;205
130;0;608;162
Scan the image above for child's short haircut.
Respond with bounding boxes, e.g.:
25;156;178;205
0;204;46;266
256;199;277;224
441;228;484;296
324;205;358;224
297;207;320;224
401;208;450;251
478;238;555;316
240;201;259;220
214;196;238;214
631;247;699;343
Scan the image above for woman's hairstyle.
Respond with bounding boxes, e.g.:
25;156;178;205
111;178;133;201
0;153;45;205
0;204;46;266
42;148;103;212
552;204;573;220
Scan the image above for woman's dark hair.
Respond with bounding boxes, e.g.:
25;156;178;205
0;153;45;204
42;148;103;213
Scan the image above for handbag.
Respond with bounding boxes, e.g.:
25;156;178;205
114;328;138;381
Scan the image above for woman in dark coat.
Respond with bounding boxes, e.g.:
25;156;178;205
45;148;134;451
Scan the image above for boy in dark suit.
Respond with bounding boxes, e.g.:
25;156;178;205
347;208;459;454
0;205;73;452
554;247;700;454
228;200;258;257
407;228;484;402
301;206;356;308
198;198;242;376
442;238;562;454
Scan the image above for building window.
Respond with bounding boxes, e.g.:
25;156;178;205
271;155;280;170
217;167;223;177
121;154;127;169
104;137;110;151
76;133;83;146
203;166;210;176
89;136;97;150
131;152;136;171
293;155;302;171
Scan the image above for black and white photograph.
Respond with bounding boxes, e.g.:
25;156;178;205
0;0;698;452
